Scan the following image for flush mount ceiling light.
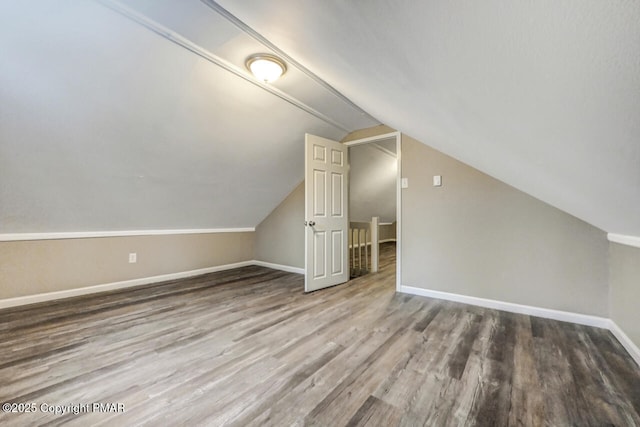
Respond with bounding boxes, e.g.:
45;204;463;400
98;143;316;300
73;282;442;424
245;54;287;83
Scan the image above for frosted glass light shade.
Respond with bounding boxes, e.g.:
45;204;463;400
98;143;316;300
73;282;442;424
246;54;287;83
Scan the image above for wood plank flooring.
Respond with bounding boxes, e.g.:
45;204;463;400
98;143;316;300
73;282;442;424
1;242;639;426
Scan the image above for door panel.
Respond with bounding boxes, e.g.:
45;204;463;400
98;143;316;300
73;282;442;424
305;134;349;292
313;144;326;162
313;231;326;279
331;148;343;166
331;230;344;275
331;173;343;216
313;170;326;216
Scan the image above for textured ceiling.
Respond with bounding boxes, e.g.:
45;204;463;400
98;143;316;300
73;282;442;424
2;1;639;236
0;1;376;232
217;0;640;236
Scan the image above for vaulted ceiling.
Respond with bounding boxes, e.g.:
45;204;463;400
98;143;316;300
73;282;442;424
1;1;639;236
218;0;640;236
0;0;377;232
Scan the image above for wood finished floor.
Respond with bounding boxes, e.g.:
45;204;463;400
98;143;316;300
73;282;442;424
1;243;640;426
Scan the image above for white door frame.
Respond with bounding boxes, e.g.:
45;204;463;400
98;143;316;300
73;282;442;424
343;131;402;291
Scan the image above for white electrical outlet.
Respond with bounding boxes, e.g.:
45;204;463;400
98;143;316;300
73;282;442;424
129;253;137;263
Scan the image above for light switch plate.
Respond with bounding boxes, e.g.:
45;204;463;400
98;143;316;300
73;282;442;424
401;178;409;188
433;175;442;187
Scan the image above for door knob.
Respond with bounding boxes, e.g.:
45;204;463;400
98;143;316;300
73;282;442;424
308;221;316;227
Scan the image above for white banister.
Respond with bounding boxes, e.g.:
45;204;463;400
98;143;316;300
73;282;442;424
348;217;380;277
349;221;369;277
371;216;379;273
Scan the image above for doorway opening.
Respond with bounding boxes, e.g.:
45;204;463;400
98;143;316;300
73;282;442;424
344;132;401;290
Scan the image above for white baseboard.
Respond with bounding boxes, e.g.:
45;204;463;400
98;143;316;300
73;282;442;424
0;261;254;310
398;285;610;329
608;320;640;367
3;264;638;368
252;260;304;275
0;260;304;310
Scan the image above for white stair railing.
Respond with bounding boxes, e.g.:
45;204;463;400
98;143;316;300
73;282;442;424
371;216;379;273
349;216;379;277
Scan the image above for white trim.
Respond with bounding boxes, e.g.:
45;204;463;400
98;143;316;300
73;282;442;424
0;259;305;310
252;260;304;275
0;261;254;310
608;320;640;367
396;134;402;291
371;216;379;273
608;233;640;249
398;285;610;329
0;228;255;242
2;260;637;366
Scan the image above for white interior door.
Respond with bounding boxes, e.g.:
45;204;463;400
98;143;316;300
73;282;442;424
305;134;349;292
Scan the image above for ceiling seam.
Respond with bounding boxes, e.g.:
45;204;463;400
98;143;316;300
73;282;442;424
200;0;381;126
95;0;353;132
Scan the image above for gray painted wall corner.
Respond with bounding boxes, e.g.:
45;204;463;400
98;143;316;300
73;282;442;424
254;182;305;269
609;242;640;350
400;134;609;317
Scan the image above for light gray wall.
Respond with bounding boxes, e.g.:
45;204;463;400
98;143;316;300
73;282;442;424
0;2;349;233
0;232;254;300
401;134;609;316
349;143;397;223
254;182;305;268
250;127;611;320
609;242;640;349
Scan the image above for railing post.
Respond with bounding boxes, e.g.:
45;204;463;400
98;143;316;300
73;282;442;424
350;227;355;276
371;216;379;273
357;229;362;274
364;228;369;273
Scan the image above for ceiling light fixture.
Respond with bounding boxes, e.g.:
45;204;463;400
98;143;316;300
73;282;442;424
245;54;287;83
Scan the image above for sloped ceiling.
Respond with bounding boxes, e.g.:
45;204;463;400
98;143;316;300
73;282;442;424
0;1;377;232
3;1;639;237
217;0;640;236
